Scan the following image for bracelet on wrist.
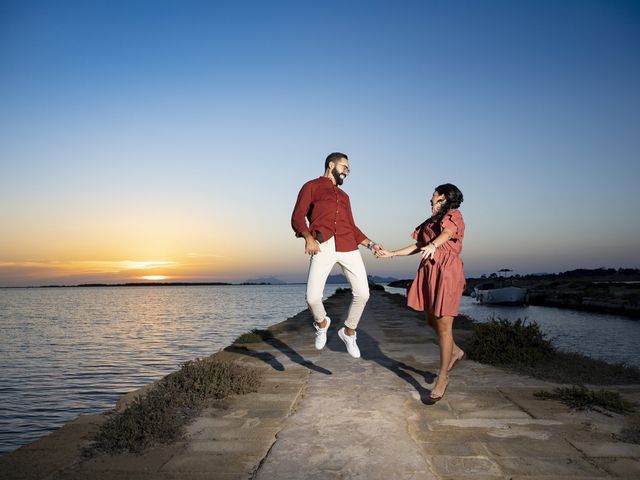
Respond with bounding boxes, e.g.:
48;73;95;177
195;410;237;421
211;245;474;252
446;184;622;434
367;241;377;251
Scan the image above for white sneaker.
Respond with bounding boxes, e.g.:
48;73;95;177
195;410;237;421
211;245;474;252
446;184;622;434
338;327;361;358
313;316;331;350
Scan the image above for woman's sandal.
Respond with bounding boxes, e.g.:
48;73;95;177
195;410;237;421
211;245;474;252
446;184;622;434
429;378;449;402
448;350;465;372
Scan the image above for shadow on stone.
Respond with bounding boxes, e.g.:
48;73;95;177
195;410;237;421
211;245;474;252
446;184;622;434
265;336;333;375
226;338;333;376
327;326;437;405
224;345;285;371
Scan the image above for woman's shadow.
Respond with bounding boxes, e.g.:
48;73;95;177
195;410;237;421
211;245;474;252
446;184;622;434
341;328;438;405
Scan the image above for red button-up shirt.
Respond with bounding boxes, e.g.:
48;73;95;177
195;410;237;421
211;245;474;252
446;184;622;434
291;176;367;252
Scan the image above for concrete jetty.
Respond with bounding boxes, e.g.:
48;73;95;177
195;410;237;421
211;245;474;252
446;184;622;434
1;289;639;479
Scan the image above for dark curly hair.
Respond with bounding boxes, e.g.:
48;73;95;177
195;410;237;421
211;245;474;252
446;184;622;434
433;183;464;221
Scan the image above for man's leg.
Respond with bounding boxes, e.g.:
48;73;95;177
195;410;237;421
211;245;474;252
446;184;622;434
335;250;369;358
337;250;370;332
306;238;336;348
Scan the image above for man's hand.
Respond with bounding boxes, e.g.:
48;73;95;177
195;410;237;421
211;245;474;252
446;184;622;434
372;243;384;255
305;237;320;256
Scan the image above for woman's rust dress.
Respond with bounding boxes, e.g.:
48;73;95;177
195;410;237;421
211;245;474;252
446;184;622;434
407;209;466;317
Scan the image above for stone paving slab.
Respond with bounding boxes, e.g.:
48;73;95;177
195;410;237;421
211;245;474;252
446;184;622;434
570;441;640;458
70;443;186;473
593;457;640;478
1;289;639;479
429;454;504;477
495;456;608;476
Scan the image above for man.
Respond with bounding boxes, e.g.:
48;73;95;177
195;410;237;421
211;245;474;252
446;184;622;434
291;152;382;358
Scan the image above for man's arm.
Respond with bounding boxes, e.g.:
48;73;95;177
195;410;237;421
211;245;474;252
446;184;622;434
291;182;320;255
291;182;313;237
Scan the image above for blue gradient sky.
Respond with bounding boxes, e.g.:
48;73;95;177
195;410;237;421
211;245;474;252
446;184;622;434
1;0;639;286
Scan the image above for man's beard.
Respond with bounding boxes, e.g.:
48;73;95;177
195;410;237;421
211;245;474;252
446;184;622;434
331;167;345;185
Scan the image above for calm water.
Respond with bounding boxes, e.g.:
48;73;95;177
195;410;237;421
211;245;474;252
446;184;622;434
0;284;346;456
2;284;639;457
386;286;640;368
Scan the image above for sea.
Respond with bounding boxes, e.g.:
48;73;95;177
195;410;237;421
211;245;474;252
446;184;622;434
0;284;345;456
1;283;640;456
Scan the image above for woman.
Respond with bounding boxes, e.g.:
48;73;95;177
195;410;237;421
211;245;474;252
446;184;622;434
377;183;465;401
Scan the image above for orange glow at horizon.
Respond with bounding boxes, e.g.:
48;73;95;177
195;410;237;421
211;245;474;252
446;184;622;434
0;251;274;285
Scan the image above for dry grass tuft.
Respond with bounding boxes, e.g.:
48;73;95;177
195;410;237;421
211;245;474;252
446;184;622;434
90;359;260;455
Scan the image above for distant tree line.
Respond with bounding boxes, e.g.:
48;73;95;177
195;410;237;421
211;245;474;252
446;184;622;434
478;268;639;280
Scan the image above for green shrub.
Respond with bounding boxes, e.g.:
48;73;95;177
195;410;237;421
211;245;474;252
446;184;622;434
91;359;260;455
466;318;554;367
233;328;273;344
534;385;635;414
458;315;640;385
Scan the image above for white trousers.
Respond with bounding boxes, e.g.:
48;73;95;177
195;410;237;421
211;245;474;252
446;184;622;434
306;236;370;330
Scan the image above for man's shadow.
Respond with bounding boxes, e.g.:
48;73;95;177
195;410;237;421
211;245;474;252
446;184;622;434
225;333;332;376
327;326;437;405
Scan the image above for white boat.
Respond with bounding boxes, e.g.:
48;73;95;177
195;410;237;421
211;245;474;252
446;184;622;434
473;285;527;305
472;269;528;305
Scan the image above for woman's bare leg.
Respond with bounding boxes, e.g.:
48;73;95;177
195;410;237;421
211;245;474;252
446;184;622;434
425;312;464;371
431;315;454;399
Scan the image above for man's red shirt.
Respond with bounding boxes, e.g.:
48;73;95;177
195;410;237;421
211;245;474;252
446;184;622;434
291;176;367;252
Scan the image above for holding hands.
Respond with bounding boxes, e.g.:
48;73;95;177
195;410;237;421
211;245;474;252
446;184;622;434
368;241;385;256
375;242;438;260
375;248;394;258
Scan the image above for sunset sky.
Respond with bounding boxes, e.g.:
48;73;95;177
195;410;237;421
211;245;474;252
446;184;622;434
1;0;639;287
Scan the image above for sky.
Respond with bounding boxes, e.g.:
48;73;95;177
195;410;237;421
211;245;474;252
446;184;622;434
1;0;639;286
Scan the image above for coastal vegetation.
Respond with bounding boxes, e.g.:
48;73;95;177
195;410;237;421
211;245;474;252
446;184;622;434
463;316;640;385
233;328;274;344
90;358;260;455
534;385;636;414
465;318;554;367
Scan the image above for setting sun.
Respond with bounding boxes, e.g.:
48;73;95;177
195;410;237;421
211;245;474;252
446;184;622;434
140;275;169;281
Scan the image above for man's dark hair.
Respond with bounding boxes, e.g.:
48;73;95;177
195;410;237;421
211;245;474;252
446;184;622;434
325;152;348;170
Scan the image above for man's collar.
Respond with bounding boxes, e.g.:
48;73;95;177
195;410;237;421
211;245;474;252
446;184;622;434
318;176;337;186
